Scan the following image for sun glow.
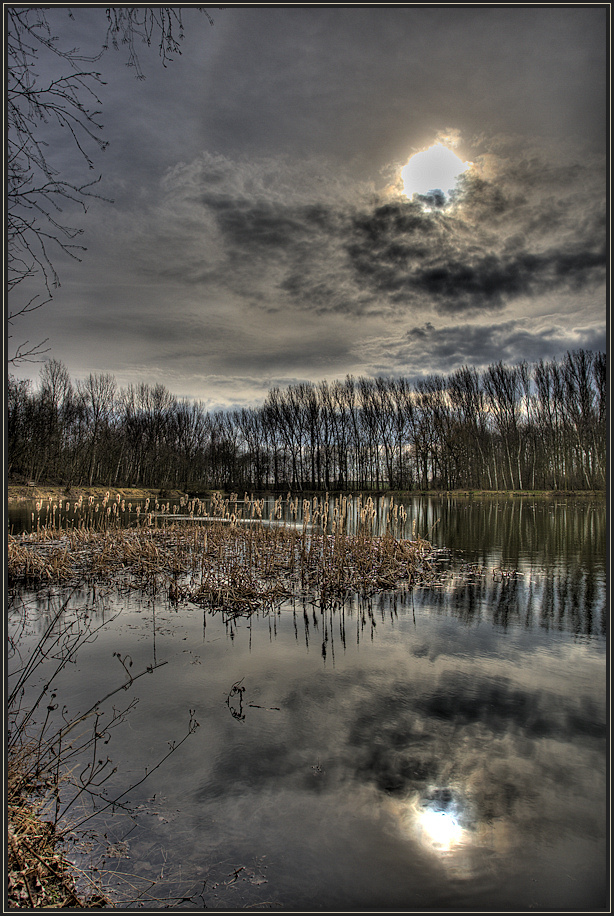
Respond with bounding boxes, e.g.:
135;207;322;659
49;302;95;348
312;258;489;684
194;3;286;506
400;787;471;855
418;809;464;851
401;143;470;199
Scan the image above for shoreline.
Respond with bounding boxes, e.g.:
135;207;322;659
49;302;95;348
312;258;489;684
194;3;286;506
7;484;187;503
7;483;606;504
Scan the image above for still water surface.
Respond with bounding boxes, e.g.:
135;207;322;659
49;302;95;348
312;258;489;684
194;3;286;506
8;496;607;909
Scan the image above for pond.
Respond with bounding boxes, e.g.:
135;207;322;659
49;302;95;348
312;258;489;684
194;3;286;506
7;495;607;910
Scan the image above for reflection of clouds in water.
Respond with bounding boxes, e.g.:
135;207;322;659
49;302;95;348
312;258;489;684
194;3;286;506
410;787;468;852
384;783;516;884
345;659;605;858
419;807;463;850
189;593;604;898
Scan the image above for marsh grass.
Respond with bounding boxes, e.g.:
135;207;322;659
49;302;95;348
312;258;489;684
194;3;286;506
8;492;440;617
7;743;107;908
7;491;442;907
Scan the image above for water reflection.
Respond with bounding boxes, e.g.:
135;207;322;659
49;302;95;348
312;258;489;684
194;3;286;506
9;495;605;640
418;805;464;850
409;788;468;852
7;496;607;910
279;560;605;656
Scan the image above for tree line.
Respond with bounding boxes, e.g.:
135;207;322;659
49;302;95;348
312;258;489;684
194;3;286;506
7;349;606;493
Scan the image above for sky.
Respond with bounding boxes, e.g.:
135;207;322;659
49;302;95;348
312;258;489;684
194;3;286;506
8;5;608;410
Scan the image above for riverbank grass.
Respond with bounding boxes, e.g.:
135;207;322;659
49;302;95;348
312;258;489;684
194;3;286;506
8;492;441;609
8;746;109;908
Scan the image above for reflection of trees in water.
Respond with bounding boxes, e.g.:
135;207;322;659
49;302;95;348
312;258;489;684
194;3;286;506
283;559;604;645
8;584;120;653
420;568;604;636
291;592;411;660
432;497;606;571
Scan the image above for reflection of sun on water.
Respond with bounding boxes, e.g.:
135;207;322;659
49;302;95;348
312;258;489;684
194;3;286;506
418;808;464;851
389;786;508;883
399;787;471;857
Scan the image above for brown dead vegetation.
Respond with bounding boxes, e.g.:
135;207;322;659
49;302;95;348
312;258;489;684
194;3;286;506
8;745;110;909
8;492;441;615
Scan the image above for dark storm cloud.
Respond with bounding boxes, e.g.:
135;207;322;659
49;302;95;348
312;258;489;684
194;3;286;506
132;147;605;324
345;161;606;313
370;320;607;380
403;242;605;311
9;6;605;406
199;194;309;251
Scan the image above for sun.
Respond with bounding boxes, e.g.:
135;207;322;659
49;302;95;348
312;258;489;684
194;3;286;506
401;143;470;199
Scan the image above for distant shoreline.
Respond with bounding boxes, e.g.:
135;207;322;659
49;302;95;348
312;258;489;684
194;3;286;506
6;484;186;503
7;482;605;504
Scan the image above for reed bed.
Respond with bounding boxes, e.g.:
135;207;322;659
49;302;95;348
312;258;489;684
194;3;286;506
8;493;441;617
17;490;414;536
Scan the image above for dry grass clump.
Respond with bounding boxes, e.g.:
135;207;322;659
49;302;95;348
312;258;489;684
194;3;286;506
7;535;74;583
8;746;109;909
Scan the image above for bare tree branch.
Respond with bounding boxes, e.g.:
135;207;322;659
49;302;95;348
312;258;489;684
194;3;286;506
6;7;214;364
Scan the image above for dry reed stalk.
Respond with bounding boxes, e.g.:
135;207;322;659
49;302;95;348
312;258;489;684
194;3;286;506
9;496;441;610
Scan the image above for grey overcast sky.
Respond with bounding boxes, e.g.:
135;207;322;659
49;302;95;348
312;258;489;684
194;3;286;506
9;5;607;409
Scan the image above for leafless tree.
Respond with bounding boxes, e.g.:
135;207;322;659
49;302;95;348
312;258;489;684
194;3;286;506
7;352;607;492
77;372;117;486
